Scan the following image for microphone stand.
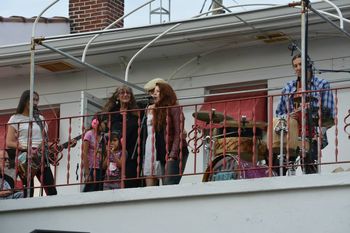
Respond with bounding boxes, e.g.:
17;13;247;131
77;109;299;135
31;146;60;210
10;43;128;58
99;132;107;190
131;97;153;160
316;69;350;74
33;107;50;196
300;0;316;174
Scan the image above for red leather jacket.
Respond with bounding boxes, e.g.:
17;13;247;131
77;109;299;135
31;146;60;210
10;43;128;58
155;106;188;161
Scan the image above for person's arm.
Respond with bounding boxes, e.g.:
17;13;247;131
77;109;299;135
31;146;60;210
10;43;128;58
168;107;182;160
275;87;288;117
0;190;12;197
115;152;122;168
320;80;335;129
6;125;26;151
321;81;335;117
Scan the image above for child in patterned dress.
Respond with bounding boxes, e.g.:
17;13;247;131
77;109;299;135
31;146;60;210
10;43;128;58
103;132;123;190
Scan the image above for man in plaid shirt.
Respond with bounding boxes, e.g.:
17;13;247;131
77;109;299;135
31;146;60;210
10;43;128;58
275;54;335;174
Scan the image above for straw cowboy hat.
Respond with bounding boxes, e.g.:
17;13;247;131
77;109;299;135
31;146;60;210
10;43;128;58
143;78;167;91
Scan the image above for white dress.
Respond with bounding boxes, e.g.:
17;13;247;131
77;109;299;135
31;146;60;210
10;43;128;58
143;111;161;177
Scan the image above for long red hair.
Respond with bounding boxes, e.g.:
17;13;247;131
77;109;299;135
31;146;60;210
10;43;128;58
153;83;178;131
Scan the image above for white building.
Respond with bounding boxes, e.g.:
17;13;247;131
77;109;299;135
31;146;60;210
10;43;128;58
1;0;350;232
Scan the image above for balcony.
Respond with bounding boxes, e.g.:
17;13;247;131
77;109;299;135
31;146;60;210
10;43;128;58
1;86;350;232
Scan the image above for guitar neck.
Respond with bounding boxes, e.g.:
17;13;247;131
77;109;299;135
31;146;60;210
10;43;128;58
61;135;82;149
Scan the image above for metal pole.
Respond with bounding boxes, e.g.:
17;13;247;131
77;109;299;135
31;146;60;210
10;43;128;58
279;126;285;176
30;0;60;120
29;0;60;197
125;4;260;83
300;0;308;174
160;0;163;23
212;0;224;15
309;5;350;39
124;22;182;82
82;0;157;62
321;0;344;29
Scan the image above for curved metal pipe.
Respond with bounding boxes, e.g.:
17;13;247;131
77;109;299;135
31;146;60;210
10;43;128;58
29;0;60;197
30;0;60;120
124;22;181;82
81;0;157;63
321;0;344;29
167;3;282;82
318;9;350;24
124;3;282;83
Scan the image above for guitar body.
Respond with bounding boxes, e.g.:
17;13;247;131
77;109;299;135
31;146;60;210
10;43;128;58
16;134;82;179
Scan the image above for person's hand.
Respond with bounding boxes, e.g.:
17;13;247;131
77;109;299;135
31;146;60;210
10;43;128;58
30;148;39;157
0;190;12;197
84;169;90;182
0;151;9;169
290;112;299;121
168;154;177;161
70;139;77;148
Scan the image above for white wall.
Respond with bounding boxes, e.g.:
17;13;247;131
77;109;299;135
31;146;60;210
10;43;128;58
0;36;349;192
1;172;350;233
0;21;69;46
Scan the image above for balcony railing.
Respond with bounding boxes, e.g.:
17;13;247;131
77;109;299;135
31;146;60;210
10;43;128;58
1;86;349;199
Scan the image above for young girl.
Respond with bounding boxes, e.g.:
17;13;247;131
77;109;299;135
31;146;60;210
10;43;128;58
103;132;123;190
82;114;107;192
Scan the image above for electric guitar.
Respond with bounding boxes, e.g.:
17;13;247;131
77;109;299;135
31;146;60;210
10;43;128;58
17;135;82;179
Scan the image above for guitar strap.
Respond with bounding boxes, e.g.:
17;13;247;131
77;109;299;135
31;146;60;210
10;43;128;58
33;113;50;167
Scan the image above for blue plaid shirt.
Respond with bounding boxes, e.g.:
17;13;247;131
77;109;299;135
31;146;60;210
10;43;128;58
276;76;335;118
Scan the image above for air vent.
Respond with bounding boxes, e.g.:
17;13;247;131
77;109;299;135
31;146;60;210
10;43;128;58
256;32;289;43
37;61;75;72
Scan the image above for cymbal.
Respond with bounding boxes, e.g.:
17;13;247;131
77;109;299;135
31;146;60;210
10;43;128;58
223;120;267;129
192;111;233;124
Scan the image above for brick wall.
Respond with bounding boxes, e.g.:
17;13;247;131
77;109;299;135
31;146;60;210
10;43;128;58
69;0;124;33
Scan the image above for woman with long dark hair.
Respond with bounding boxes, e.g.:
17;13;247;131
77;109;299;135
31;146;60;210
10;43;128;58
102;85;144;188
6;90;57;197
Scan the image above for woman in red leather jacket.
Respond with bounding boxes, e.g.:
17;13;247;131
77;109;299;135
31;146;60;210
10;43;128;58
143;80;188;186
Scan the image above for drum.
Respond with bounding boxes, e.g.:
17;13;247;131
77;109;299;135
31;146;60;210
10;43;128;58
270;118;299;155
202;154;275;182
214;137;267;162
215;126;264;138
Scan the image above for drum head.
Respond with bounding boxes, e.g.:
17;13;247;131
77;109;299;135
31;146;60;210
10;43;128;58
203;154;240;182
203;154;276;182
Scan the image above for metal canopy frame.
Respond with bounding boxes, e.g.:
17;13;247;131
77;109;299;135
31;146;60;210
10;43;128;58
28;0;350;122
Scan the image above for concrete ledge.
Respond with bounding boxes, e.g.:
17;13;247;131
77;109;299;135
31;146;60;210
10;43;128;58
1;172;350;212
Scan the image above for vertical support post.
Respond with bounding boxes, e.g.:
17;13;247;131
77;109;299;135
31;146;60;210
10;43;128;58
300;0;308;174
268;96;274;177
121;111;127;189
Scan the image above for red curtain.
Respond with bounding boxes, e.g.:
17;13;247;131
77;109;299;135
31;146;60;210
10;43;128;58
195;83;267;128
0;109;60;149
